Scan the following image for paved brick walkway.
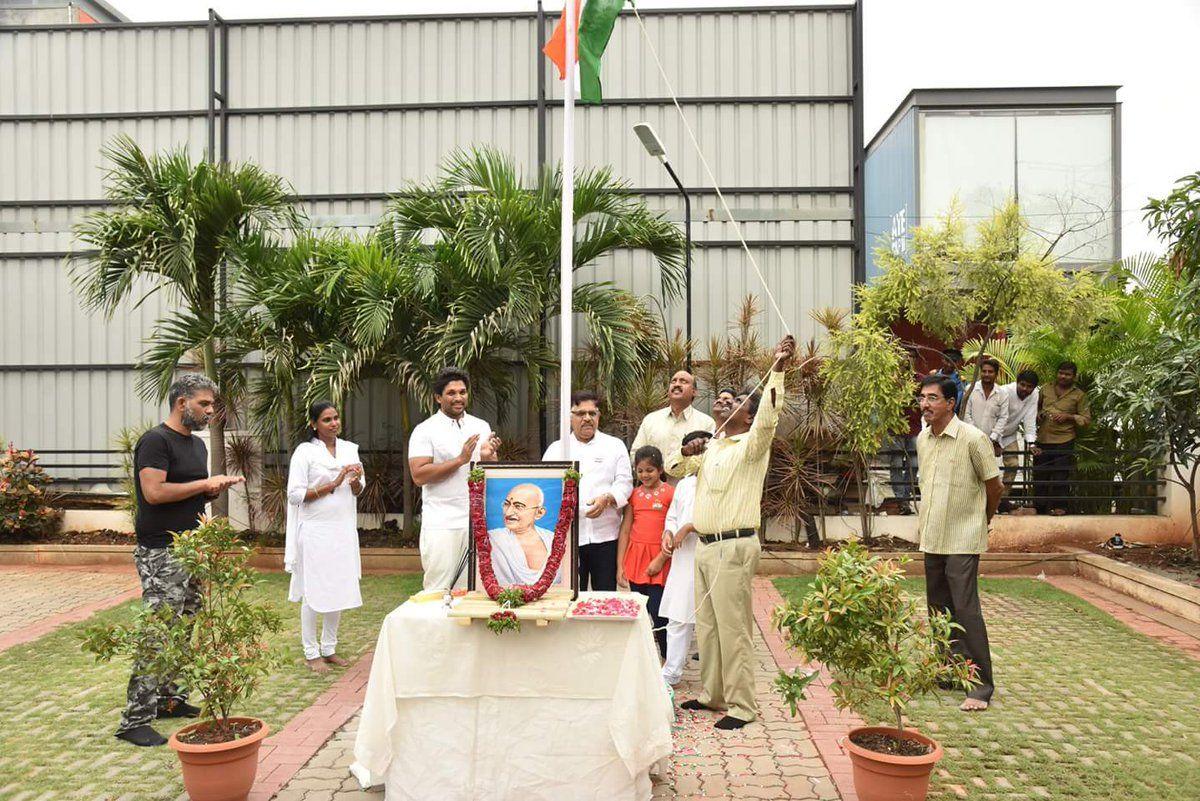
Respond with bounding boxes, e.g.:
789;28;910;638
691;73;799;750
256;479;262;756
269;603;840;801
0;565;139;652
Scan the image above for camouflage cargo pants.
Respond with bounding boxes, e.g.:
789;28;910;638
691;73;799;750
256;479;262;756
116;545;202;733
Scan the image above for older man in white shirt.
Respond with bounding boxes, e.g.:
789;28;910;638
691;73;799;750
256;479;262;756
408;367;500;591
997;369;1041;512
543;390;634;591
630;370;715;476
964;359;1009;454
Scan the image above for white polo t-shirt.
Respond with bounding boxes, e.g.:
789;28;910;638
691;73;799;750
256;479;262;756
408;410;493;530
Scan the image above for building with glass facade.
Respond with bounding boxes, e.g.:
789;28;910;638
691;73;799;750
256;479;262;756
864;86;1120;280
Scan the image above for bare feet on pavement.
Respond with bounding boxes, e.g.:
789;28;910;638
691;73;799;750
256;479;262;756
306;657;331;673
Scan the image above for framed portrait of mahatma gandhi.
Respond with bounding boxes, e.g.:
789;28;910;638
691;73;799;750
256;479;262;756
468;462;579;598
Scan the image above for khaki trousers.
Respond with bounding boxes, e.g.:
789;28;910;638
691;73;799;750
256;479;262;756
694;535;761;721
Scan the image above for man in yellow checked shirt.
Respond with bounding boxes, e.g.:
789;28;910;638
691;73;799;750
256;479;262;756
666;334;795;730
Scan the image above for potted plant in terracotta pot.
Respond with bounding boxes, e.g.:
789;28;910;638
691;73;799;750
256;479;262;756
772;541;976;801
83;516;284;801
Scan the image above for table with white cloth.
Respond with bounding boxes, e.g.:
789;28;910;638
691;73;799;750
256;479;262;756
351;592;674;801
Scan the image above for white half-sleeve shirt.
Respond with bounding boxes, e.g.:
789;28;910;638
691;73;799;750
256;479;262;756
408;410;492;531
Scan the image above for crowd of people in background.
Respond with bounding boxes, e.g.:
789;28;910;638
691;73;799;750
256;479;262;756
893;347;1092;518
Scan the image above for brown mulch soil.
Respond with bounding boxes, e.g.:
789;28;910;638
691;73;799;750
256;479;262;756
1081;541;1200;585
766;535;920;553
850;730;933;757
176;718;263;745
1;529;135;545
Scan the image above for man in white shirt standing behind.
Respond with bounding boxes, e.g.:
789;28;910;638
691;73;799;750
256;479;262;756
997;369;1041;513
630;371;715;475
964;359;1010;454
408;367;501;591
543;391;634;591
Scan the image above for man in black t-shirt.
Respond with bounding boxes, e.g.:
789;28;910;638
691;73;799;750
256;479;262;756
115;373;244;747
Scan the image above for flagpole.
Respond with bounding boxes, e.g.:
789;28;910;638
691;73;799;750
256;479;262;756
558;0;576;447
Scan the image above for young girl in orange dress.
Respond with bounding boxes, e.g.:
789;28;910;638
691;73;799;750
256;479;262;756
618;445;674;658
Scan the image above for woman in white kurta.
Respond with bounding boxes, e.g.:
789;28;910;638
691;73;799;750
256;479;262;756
286;402;365;673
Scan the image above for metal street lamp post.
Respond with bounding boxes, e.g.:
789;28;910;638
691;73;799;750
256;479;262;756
633;122;691;371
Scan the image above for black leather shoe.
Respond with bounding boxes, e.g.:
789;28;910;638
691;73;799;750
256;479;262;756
680;699;715;711
116;725;168;747
715;715;751;730
158;701;201;719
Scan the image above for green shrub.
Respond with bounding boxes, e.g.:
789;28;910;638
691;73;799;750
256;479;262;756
772;541;976;733
0;445;61;540
81;516;284;740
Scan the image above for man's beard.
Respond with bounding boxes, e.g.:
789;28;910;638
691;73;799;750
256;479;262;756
181;406;210;431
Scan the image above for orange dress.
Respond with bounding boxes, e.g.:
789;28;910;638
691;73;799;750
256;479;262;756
623;483;675;586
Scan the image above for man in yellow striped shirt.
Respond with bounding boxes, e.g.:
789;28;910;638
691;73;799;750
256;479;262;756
917;374;1002;711
667;335;795;730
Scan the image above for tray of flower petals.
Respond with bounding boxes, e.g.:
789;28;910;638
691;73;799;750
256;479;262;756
568;593;647;621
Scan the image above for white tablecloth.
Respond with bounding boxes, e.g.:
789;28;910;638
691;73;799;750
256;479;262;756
351;592;674;801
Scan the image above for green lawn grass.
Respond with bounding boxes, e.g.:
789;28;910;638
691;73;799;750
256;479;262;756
773;576;1200;800
0;572;421;800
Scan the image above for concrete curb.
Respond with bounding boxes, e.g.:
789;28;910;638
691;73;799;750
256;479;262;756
1054;545;1200;624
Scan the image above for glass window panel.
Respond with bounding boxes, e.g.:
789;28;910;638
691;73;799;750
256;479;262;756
1016;111;1115;264
919;113;1015;225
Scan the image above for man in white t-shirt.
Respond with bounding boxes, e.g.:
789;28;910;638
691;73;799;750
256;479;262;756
542;391;633;591
408;367;501;591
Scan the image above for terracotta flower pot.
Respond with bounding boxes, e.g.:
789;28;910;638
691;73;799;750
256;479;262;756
843;725;943;801
168;717;270;801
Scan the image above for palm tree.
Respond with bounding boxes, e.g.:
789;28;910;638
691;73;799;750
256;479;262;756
72;136;302;514
378;146;688;448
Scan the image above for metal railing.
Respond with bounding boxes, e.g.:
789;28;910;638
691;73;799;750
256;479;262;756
30;444;1166;517
869;445;1164;516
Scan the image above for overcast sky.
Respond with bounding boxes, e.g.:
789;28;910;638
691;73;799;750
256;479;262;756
109;0;1200;258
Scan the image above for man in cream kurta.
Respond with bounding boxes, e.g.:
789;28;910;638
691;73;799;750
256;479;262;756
666;336;794;730
630;371;715;476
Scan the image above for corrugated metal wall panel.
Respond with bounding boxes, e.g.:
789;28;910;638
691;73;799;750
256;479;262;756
227;17;539;107
0;369;161;451
548;8;852;101
0;26;208;114
227;108;539;195
579;245;853;347
546;102;852;190
0;257;167;365
0;117;206;199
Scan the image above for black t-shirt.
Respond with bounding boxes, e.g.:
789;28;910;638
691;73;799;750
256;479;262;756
133;424;209;548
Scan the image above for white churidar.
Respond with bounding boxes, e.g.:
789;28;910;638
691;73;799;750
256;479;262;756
285;438;364;614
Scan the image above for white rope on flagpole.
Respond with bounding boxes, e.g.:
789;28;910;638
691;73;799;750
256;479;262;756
628;1;793;338
559;0;578;445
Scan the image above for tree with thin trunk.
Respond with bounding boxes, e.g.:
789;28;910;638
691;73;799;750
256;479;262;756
862;200;1110;416
72;136;302;514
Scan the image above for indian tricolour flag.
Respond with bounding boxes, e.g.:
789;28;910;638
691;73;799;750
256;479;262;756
542;0;625;105
542;1;626;441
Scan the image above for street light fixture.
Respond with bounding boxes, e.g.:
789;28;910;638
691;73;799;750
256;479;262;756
633;122;692;371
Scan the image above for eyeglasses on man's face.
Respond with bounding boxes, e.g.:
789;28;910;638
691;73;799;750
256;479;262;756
918;393;947;405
